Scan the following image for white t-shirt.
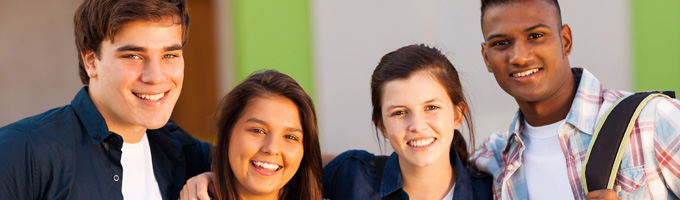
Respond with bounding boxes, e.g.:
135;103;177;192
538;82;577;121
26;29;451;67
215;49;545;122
442;183;455;200
121;133;163;200
520;119;575;200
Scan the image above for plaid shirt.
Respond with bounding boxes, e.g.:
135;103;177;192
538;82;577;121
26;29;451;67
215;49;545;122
471;68;680;200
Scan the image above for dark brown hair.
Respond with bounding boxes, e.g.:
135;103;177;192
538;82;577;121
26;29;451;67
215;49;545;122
370;44;475;166
212;70;323;200
73;0;190;85
480;0;562;27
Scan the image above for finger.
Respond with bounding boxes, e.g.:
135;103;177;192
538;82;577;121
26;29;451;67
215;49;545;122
196;177;210;200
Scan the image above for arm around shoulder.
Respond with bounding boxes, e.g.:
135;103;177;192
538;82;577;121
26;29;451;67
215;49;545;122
470;131;509;176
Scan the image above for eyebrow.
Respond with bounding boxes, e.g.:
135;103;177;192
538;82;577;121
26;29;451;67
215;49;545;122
245;118;303;133
116;45;145;52
115;44;183;52
485;23;551;41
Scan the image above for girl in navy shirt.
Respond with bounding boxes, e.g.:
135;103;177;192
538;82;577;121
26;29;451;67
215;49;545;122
323;44;492;200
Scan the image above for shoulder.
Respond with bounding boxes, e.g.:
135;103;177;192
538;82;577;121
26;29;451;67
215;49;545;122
0;105;77;149
322;149;376;183
323;149;374;172
469;170;493;200
322;150;380;198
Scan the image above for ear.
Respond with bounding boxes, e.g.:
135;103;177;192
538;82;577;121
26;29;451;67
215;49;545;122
81;51;99;78
560;24;573;56
453;102;467;130
481;43;492;72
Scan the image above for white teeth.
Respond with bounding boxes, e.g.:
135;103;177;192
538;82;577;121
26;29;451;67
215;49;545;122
253;161;280;170
135;92;165;101
512;68;539;77
408;138;435;148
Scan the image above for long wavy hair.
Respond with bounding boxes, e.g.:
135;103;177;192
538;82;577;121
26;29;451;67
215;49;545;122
212;70;323;200
370;44;475;166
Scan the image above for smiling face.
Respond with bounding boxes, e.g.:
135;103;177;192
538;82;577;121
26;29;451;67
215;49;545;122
83;19;184;135
380;70;463;168
481;0;574;104
228;95;304;199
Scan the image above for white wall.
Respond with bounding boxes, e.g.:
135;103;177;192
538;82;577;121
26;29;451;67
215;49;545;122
313;0;630;155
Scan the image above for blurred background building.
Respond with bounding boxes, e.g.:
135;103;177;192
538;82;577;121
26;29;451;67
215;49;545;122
1;0;678;155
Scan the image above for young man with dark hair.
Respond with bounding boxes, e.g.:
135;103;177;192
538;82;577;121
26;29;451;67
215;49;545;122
471;0;680;199
0;0;212;199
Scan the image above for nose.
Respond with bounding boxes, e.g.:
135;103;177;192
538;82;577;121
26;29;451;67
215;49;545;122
509;41;533;67
261;135;281;155
141;58;166;84
408;112;429;133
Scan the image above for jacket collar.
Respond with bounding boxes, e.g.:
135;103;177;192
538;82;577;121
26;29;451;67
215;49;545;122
380;150;473;199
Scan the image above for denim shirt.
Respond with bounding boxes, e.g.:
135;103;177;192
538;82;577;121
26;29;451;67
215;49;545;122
323;149;492;200
0;87;213;200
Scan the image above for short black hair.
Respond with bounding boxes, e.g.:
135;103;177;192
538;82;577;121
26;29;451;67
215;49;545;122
480;0;562;26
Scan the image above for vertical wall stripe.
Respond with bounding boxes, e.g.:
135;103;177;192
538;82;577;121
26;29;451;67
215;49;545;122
231;0;315;98
631;0;680;92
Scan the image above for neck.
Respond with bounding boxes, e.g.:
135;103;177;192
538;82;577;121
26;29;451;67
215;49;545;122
399;154;455;200
112;126;146;143
518;71;576;127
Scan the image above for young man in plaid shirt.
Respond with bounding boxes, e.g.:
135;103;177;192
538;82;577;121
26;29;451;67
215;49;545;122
471;0;680;199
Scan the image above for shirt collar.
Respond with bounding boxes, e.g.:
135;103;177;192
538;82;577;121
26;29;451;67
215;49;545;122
380;150;474;198
503;68;604;152
70;87;114;144
70;87;196;148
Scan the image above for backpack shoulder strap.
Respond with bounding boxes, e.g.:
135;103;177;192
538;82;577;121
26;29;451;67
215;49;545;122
581;91;673;194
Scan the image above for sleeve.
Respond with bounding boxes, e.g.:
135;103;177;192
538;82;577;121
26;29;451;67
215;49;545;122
322;150;368;198
470;131;509;177
0;128;34;199
183;137;214;180
652;97;680;197
470;170;494;200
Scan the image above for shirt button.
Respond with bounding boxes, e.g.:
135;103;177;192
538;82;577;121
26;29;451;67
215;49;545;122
507;164;514;171
113;175;120;182
370;160;376;166
614;185;622;193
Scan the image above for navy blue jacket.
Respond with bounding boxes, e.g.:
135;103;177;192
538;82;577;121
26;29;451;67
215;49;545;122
0;87;213;200
323;150;492;200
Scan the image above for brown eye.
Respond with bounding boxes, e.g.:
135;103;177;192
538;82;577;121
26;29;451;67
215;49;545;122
285;135;299;141
528;33;543;40
425;105;440;111
391;110;407;116
492;40;509;46
249;128;266;134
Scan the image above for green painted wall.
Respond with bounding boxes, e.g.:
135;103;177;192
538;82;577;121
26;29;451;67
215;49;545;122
231;0;315;97
632;0;680;92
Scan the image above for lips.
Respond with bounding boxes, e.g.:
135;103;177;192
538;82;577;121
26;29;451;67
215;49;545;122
251;160;282;176
407;137;436;148
510;68;541;78
133;91;167;101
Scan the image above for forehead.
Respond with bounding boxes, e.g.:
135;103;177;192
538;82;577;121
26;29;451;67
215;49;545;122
381;71;450;107
481;0;560;37
241;95;302;126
